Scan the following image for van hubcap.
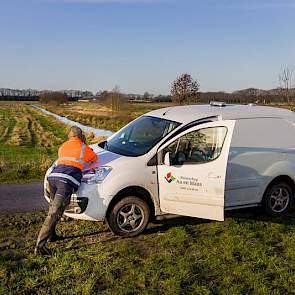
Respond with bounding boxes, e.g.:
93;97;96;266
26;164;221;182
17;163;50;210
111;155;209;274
270;187;290;213
117;204;144;232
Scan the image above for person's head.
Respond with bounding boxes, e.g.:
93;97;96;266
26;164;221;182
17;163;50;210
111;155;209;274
68;126;84;141
198;142;207;153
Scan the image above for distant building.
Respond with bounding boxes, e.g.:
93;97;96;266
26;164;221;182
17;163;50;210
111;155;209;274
128;94;143;100
127;93;154;102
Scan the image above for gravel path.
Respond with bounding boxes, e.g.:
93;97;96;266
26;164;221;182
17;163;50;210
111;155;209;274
0;182;48;213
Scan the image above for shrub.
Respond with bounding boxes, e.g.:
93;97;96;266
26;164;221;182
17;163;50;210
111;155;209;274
39;92;68;106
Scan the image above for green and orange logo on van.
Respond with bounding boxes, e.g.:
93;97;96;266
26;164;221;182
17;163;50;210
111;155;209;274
165;172;176;183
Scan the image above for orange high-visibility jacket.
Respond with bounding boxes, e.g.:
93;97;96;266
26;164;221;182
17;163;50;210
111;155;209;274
57;137;98;170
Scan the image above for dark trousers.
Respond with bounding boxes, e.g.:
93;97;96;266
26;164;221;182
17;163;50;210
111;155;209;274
36;179;74;248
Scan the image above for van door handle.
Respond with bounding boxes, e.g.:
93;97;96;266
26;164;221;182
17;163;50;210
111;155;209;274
208;172;221;179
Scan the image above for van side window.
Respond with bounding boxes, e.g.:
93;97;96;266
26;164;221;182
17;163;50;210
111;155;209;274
231;118;295;148
163;127;227;165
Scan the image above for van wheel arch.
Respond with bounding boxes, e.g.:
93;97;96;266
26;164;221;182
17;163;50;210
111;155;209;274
262;175;295;216
106;186;155;222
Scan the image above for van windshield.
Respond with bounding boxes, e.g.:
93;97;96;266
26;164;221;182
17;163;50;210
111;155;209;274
105;116;180;157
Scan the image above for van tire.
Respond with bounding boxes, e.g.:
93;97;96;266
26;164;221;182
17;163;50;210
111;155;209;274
107;196;150;237
262;182;294;217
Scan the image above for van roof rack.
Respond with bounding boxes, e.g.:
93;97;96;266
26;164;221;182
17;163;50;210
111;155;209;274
210;101;226;107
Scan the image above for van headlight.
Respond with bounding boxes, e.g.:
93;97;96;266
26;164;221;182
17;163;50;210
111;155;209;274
82;166;112;184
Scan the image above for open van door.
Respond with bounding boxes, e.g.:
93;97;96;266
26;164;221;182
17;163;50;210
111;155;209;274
157;120;235;221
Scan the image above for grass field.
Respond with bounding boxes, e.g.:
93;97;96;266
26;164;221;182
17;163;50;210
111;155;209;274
0;100;167;183
0;102;68;183
1;101;295;294
3;100;293;183
0;102;108;183
43;102;174;132
42;101;295;134
1;209;295;294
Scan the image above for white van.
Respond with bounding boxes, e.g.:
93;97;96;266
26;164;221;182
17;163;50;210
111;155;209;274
44;103;295;236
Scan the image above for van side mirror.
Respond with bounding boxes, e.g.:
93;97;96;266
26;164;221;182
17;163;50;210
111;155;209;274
164;152;171;166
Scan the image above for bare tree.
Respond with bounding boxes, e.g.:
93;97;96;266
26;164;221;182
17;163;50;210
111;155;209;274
279;67;294;103
104;86;127;111
143;91;151;101
111;85;120;111
171;74;200;105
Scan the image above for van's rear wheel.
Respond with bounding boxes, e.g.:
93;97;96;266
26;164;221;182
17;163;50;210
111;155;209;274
263;182;294;217
107;196;150;237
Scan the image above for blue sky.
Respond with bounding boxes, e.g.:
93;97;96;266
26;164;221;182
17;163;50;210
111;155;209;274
0;0;295;94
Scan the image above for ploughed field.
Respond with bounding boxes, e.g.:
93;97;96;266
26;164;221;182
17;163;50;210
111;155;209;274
1;210;295;294
0;100;172;182
0;102;68;183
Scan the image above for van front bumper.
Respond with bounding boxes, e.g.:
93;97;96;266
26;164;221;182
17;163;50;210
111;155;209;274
44;181;111;221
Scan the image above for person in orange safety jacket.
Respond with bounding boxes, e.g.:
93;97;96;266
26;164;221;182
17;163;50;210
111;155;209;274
35;126;98;255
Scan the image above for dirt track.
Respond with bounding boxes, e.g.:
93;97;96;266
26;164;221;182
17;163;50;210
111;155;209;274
0;182;48;213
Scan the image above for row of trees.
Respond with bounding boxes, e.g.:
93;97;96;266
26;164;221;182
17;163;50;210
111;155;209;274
0;88;94;101
3;66;294;106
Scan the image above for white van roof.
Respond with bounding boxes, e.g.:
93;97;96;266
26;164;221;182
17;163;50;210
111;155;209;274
146;104;295;124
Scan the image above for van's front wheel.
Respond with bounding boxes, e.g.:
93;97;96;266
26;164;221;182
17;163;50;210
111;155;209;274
107;196;150;237
263;182;294;217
